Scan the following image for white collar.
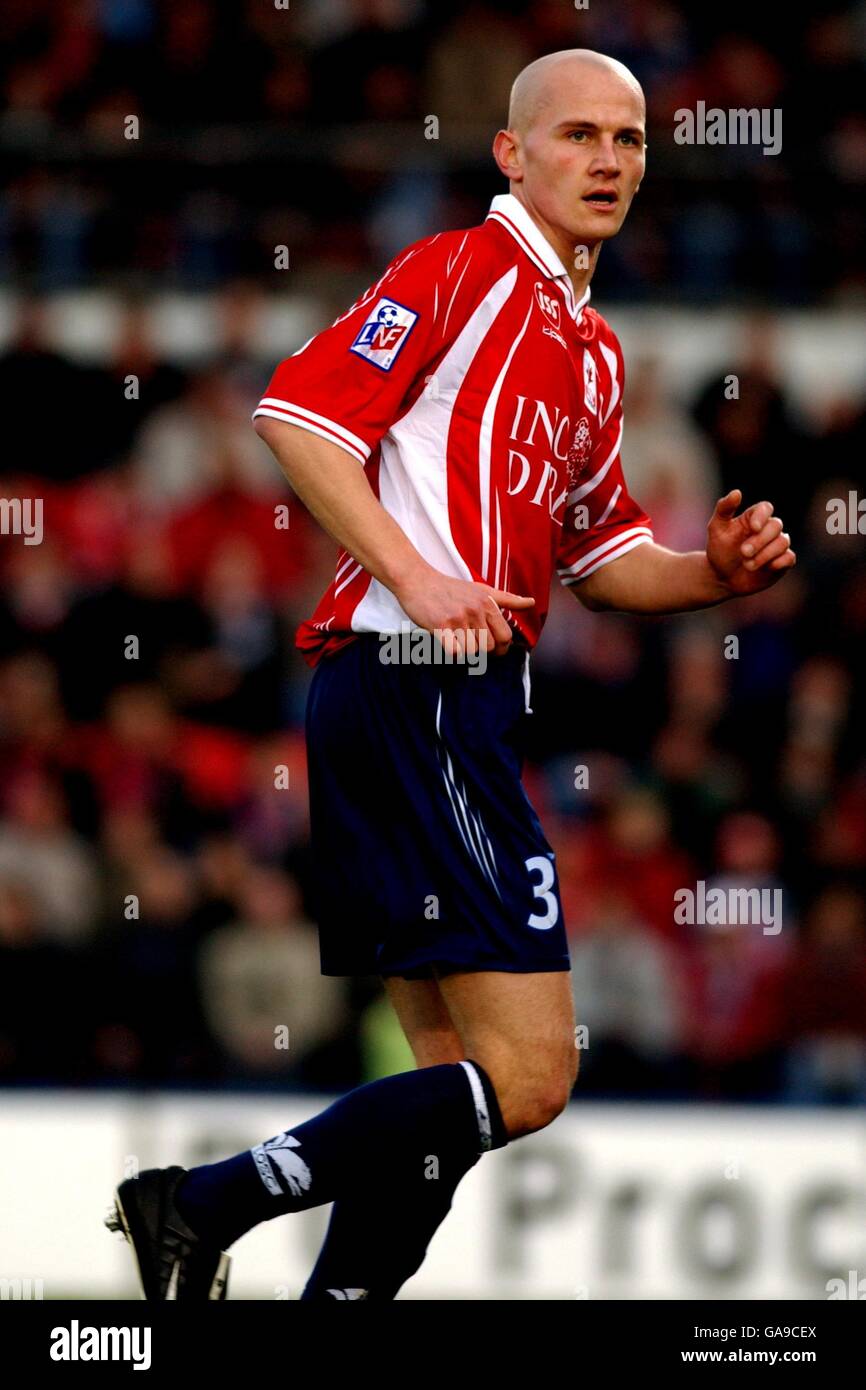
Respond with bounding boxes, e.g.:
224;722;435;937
486;192;591;323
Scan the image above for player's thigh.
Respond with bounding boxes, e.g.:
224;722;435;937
383;974;466;1067
436;969;578;1124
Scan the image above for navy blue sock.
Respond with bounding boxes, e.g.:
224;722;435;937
299;1058;508;1301
175;1060;505;1251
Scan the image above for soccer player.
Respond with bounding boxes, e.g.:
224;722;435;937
107;49;795;1300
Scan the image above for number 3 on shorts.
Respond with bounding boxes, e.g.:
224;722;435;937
525;854;560;930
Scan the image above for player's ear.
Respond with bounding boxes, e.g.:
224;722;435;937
492;128;522;182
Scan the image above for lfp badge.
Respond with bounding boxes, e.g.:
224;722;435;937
350;297;419;371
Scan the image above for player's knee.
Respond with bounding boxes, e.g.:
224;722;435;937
504;1090;569;1139
501;1069;575;1139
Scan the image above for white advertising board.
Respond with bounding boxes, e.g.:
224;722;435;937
0;1094;863;1300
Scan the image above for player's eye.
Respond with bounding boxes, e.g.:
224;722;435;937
618;133;641;145
567;130;588;141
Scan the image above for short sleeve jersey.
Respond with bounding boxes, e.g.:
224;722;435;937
253;192;653;667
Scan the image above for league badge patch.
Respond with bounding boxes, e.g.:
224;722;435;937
350;297;419;370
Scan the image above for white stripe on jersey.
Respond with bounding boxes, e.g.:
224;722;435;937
334;562;364;596
558;526;654;582
478;301;533;580
349;266;519;636
596;483;622;527
253;399;370;464
598;341;621;427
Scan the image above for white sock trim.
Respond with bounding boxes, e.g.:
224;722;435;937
459;1059;493;1152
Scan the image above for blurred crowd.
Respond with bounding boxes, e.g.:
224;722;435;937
0;0;864;1105
1;0;864;301
0;285;864;1104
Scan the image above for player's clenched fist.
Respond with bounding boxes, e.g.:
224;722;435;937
394;569;535;658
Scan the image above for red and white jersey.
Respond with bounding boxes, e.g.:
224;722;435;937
253;192;653;668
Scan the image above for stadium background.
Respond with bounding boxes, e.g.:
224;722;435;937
0;0;864;1298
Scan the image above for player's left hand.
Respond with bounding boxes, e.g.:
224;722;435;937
706;490;796;596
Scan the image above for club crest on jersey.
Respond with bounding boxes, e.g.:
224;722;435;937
567;416;593;488
582;349;598;415
534;282;561;330
350;297;418;370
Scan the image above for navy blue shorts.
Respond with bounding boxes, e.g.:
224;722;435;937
304;633;570;979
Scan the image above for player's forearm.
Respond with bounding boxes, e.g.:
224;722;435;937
254;418;430;593
573;543;731;614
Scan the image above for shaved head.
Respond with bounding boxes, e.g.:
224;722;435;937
492;48;647;287
508;49;644;135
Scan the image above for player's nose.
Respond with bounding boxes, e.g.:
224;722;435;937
588;143;621;176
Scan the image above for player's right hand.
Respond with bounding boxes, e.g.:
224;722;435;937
394;570;535;659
